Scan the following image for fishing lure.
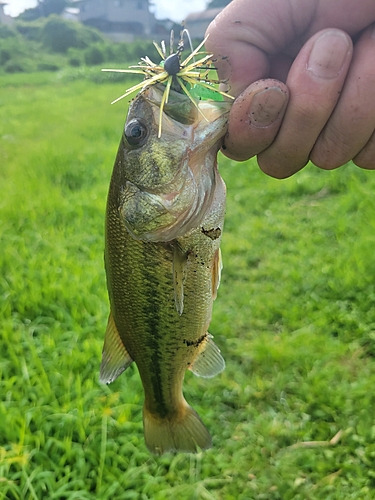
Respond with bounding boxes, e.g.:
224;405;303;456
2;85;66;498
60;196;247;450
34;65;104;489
102;27;234;137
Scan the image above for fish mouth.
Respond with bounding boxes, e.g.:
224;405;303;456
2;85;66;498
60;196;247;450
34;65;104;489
144;84;231;146
144;84;231;181
122;85;231;242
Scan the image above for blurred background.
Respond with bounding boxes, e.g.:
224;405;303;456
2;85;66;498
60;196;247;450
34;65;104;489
1;1;375;499
0;0;231;73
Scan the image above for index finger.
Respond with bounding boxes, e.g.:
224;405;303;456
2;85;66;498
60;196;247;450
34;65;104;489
205;0;317;95
205;0;375;96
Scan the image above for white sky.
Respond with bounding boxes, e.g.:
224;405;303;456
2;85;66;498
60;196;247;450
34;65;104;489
3;0;208;22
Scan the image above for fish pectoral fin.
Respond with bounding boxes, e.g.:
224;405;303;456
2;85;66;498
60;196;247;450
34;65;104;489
100;312;133;384
172;242;188;316
188;334;225;378
212;248;223;300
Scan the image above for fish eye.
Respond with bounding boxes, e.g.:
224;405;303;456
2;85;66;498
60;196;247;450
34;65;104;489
124;119;148;147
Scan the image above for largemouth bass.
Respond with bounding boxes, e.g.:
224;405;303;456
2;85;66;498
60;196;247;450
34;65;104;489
100;84;231;454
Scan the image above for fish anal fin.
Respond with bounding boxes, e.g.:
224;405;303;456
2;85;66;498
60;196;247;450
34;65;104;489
143;399;212;454
172;242;188;316
212;248;223;300
100;311;133;384
189;334;225;378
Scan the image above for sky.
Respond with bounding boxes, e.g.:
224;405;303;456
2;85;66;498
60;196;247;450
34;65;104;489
3;0;208;22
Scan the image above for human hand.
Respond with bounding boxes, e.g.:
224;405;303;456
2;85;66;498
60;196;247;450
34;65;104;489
206;0;375;178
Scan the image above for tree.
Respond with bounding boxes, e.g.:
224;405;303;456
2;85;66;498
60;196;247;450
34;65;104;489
19;0;68;21
41;15;104;53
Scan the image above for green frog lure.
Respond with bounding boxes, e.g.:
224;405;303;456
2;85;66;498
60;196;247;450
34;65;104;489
102;27;234;137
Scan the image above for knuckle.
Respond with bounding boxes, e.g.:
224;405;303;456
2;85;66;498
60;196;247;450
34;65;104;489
293;99;333;129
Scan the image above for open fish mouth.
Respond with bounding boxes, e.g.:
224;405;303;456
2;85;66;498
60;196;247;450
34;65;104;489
119;85;231;242
144;84;232;146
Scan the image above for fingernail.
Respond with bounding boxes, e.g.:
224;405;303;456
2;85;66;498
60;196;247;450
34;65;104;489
308;31;350;79
249;87;287;128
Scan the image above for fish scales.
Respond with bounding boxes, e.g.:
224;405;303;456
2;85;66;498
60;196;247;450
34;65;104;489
106;221;214;414
101;84;230;454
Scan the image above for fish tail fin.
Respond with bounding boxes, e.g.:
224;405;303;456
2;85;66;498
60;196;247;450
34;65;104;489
143;400;212;455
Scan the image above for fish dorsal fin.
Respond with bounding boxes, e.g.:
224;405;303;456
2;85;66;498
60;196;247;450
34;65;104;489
212;248;223;300
189;334;225;378
100;312;133;384
172;242;188;316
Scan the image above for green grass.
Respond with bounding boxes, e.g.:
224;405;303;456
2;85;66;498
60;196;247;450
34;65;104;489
1;71;375;499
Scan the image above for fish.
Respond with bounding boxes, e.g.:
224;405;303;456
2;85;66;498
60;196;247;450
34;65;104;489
100;83;231;455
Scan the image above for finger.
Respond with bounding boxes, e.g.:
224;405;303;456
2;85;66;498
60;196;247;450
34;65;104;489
353;129;375;169
205;0;318;95
310;24;375;169
258;29;353;178
205;0;374;97
222;80;289;161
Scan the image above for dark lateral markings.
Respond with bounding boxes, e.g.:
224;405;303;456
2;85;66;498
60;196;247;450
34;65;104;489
201;227;221;240
183;334;206;348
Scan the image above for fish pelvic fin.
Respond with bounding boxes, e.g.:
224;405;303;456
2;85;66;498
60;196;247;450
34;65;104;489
100;312;133;384
189;334;225;378
143;400;212;455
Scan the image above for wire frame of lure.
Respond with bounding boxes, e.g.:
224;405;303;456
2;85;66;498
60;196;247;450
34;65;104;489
102;27;234;138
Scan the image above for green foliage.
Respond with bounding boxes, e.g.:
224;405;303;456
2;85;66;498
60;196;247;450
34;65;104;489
2;73;375;499
41;15;77;52
0;17;114;73
41;15;104;53
18;0;68;21
36;61;60;71
0;24;17;38
14;19;44;40
128;39;157;61
103;42;131;64
97;40;157;65
84;44;105;66
0;15;171;76
2;59;30;73
67;47;83;67
0;32;23;55
0;48;11;65
0;33;65;74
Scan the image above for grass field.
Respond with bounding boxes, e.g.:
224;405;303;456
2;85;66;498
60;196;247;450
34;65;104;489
1;69;375;499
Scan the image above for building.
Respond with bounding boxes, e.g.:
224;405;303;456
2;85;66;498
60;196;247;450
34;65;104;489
72;0;157;41
0;1;13;25
61;7;80;23
185;8;222;40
